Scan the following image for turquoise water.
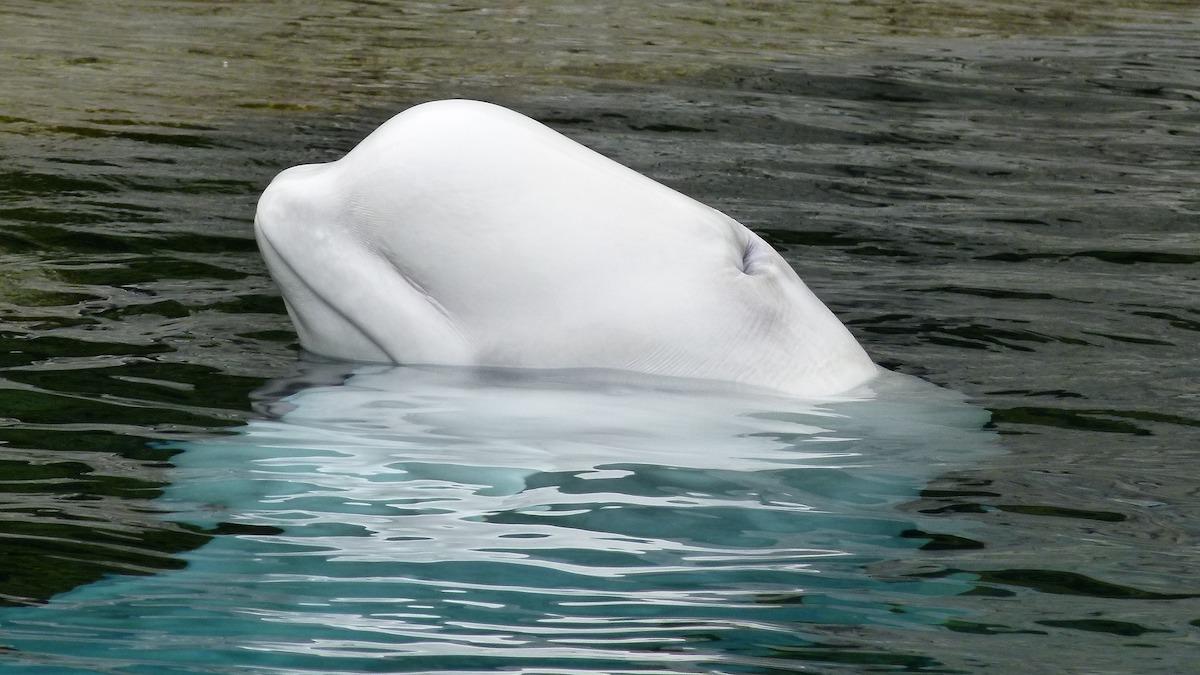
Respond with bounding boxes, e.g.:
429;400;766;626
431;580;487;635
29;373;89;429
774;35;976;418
1;2;1199;673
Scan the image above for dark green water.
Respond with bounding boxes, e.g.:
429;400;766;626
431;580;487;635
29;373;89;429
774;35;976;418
1;2;1198;673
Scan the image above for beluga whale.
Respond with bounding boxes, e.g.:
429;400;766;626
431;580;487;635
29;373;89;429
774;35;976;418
255;99;877;397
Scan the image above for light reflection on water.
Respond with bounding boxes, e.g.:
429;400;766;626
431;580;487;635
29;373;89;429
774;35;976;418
1;1;1198;672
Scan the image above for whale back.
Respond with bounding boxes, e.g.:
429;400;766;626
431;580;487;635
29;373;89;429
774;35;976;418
255;99;876;397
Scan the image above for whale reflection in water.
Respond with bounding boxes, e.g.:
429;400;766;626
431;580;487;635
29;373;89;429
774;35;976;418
176;363;992;528
3;364;998;671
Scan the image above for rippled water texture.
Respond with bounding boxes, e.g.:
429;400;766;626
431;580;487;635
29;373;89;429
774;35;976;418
1;2;1198;673
3;366;1001;673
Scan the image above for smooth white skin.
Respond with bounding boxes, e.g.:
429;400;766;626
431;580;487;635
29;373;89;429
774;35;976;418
255;99;878;397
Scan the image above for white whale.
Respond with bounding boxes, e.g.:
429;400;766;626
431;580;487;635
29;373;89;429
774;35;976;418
255;99;877;397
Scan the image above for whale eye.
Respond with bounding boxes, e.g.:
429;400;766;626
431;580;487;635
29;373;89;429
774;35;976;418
741;235;762;274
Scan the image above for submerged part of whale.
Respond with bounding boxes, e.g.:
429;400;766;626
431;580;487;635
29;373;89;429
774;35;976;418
0;364;997;669
169;363;992;531
255;99;877;397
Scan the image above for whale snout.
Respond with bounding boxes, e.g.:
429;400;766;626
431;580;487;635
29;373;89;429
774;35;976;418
254;162;398;363
255;163;331;246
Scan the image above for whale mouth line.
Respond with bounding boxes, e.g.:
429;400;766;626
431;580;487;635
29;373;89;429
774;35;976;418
260;231;396;362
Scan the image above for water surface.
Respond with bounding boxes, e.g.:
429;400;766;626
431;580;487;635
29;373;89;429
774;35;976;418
1;2;1198;673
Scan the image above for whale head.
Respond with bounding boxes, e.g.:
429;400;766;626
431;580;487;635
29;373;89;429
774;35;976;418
254;99;877;397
